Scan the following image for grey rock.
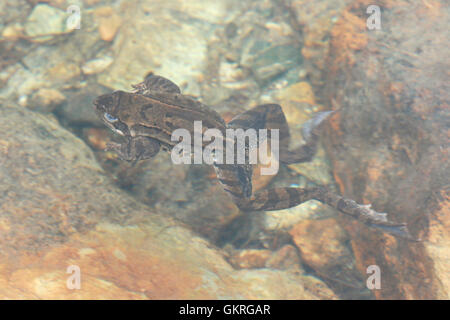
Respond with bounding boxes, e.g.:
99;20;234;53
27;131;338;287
323;0;450;299
56;82;110;127
24;4;73;42
0;103;131;252
98;0;246;96
244;43;302;85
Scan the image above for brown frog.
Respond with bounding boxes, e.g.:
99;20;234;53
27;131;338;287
93;73;413;240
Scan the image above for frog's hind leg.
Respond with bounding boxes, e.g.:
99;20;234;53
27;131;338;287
235;186;413;240
227;104;334;165
227;104;290;148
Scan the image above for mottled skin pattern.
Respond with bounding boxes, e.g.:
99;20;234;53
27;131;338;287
93;73;413;240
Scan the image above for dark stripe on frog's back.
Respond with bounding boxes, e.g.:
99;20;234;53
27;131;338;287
141;91;226;132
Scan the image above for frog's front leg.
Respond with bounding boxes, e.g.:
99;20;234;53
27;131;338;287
107;136;160;162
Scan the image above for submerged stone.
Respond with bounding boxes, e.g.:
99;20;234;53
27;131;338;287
244;43;302;85
24;4;73;42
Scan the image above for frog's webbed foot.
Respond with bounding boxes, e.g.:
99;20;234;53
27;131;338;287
301;110;336;142
320;192;416;241
279;110;336;165
106;136;161;162
356;203;418;241
368;221;414;240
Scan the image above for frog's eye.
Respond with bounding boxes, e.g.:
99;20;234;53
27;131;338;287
104;112;118;122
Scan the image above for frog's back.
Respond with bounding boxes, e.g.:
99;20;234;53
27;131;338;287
132;73;226;130
144;91;226;129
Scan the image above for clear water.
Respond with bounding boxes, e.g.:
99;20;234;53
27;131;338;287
0;0;448;300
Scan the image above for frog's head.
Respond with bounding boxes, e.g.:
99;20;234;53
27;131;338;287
93;91;131;137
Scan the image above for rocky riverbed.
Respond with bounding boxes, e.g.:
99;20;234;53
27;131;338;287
0;0;448;299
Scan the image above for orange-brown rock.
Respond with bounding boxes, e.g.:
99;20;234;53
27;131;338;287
265;245;302;270
95;6;122;42
28;88;66;113
289;218;367;298
229;249;273;269
322;0;449;299
0;104;337;299
83;128;109;150
228;245;302;271
286;0;353;92
290;219;350;272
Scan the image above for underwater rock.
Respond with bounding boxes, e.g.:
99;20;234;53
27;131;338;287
24;4;73;42
0;45;80;104
0;8;104;104
264;198;335;231
265;244;302;270
243;44;302;86
289;218;367;298
323;1;450;299
55;82;109;127
1;23;25;40
201;0;303;109
289;144;333;187
286;0;352;91
275;81;320;127
94;6;122;42
228;249;273;269
98;0;245;96
0;0;31;30
124;157;241;243
0;104;127;253
81;56;114;75
0;219;338;299
228;244;302;270
0;103;336;299
425;192;450;299
28;88;66;113
82;128;109;151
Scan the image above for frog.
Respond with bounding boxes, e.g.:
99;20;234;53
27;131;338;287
93;73;413;240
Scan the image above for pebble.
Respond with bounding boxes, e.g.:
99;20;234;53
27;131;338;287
1;23;24;39
95;7;122;42
29;88;66;113
82;128;109;150
82;56;114;75
266;245;301;270
48;62;81;80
